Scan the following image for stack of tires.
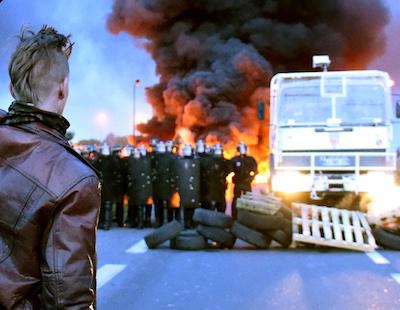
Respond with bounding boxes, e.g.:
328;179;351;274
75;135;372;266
144;199;294;250
193;208;236;249
235;193;293;248
144;220;185;249
373;227;400;251
234;205;293;248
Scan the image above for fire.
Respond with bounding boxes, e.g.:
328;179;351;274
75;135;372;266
170;192;180;208
225;172;235;202
176;127;195;145
365;181;400;227
254;160;270;184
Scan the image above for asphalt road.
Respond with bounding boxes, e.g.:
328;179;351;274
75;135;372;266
96;226;400;310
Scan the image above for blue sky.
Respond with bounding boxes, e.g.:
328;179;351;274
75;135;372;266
0;0;157;141
0;0;399;142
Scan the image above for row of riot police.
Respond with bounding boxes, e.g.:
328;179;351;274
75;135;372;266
86;140;258;230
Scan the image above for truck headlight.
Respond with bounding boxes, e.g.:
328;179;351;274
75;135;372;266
272;171;312;193
359;172;395;194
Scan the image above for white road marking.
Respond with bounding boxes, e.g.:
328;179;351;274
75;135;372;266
366;251;390;265
97;264;127;289
391;273;400;284
126;239;148;254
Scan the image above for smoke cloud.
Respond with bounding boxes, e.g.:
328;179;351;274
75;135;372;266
107;0;389;155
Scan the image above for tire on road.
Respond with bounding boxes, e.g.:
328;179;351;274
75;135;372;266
170;232;207;250
237;209;283;231
196;224;236;248
281;218;293;236
278;205;293;221
231;221;271;249
144;220;184;249
193;208;233;228
373;227;400;250
265;229;292;248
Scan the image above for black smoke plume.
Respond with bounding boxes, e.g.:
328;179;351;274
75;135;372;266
107;0;389;154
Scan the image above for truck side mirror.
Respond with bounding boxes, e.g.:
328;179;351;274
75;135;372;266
257;101;265;120
396;101;400;118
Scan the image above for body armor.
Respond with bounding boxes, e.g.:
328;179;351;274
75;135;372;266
152;152;174;200
152;152;175;226
231;155;258;186
172;156;201;208
126;156;153;205
202;156;232;211
231;154;258;220
95;154;121;202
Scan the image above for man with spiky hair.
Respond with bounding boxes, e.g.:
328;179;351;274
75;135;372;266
0;26;100;309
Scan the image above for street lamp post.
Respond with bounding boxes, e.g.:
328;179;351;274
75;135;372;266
133;79;140;145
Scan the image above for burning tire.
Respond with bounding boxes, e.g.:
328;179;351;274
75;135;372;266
144;220;184;249
237;209;283;231
196;224;236;248
373;227;400;250
231;222;271;249
170;230;207;250
265;229;292;248
193;208;233;229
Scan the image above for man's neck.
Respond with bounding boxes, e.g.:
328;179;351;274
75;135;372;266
36;101;63;115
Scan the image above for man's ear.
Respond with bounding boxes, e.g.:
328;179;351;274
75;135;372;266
9;82;16;99
58;78;69;101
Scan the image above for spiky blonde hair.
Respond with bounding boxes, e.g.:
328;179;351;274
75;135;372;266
8;26;73;105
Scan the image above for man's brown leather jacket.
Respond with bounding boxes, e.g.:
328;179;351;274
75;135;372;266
0;110;100;309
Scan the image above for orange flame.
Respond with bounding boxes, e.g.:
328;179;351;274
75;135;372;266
254;160;270;184
170;192;181;208
225;172;235;202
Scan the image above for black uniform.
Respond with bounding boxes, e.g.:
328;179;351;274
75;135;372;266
172;155;200;228
113;153;125;227
202;156;232;213
95;154;121;230
197;152;209;209
152;152;175;226
126;155;153;228
144;151;156;226
231;154;258;220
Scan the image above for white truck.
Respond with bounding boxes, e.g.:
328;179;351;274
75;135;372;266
269;56;399;204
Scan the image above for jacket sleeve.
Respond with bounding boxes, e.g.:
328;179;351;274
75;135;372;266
40;176;100;309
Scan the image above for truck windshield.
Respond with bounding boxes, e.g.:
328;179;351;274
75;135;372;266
277;76;387;126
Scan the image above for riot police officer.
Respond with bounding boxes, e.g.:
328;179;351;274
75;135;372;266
95;143;119;230
152;141;175;227
126;147;153;228
111;145;125;227
145;141;158;227
195;139;209;209
172;144;200;228
231;142;258;220
202;144;232;213
140;145;154;226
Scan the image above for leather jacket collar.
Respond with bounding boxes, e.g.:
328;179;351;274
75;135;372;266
0;101;70;136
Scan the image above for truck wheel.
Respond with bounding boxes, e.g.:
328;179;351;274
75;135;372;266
237;209;283;231
193;208;233;228
196;224;236;249
373;228;400;250
265;229;292;248
144;220;184;249
170;232;207;250
231;222;272;249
